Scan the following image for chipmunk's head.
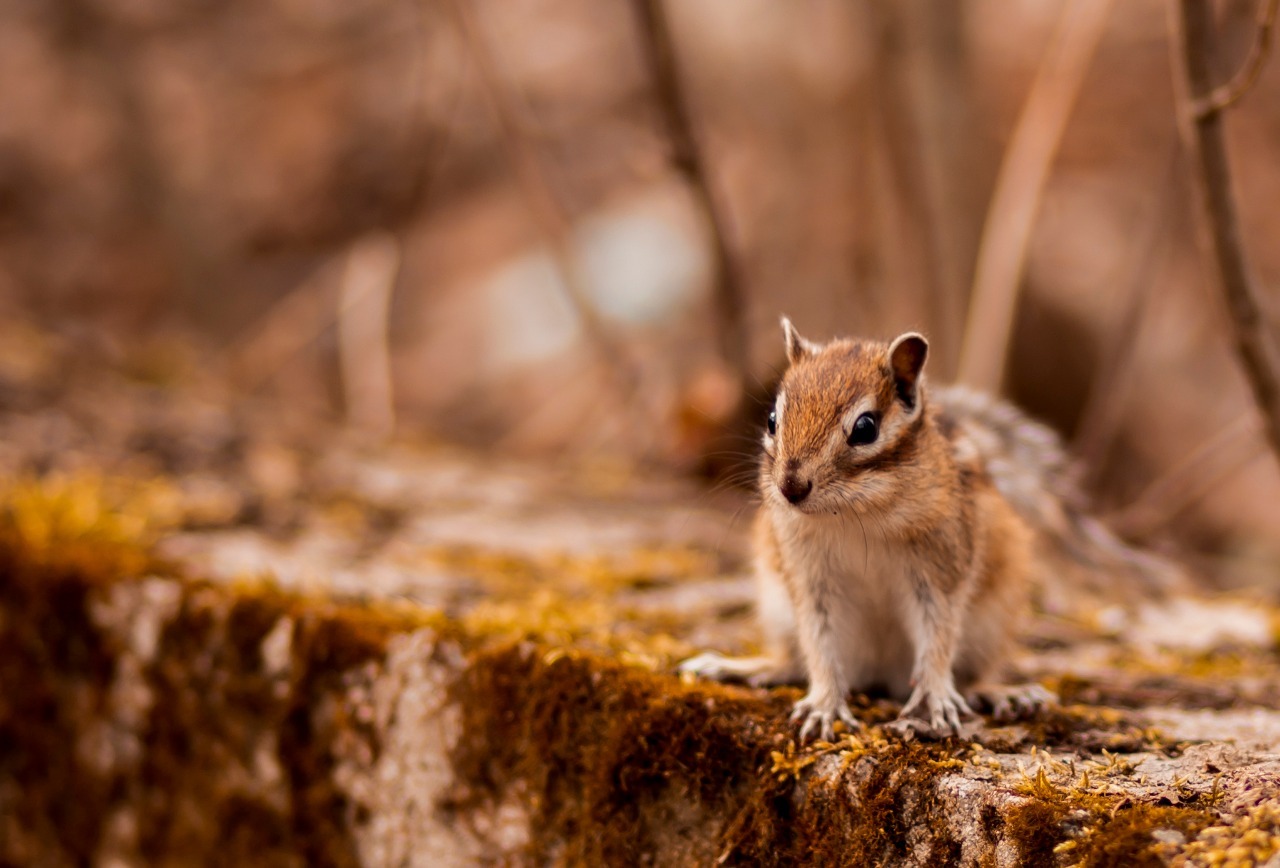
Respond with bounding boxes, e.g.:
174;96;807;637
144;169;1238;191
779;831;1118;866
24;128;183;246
762;318;929;515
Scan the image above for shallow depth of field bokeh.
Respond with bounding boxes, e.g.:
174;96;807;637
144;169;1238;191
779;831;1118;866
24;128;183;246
2;0;1279;590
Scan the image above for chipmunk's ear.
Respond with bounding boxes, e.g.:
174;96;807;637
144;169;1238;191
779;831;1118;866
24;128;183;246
888;332;928;408
781;317;819;366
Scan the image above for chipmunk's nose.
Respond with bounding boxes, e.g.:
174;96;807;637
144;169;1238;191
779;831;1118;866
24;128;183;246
779;475;812;505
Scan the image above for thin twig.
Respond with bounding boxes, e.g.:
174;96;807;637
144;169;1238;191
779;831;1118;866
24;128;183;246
445;0;636;396
1109;414;1262;538
1193;0;1280;118
339;232;400;440
848;69;886;329
226;259;342;390
1169;0;1280;466
864;0;954;366
631;0;749;391
957;0;1116;391
52;0;217;317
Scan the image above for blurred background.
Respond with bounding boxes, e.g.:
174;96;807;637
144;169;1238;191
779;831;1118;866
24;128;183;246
1;0;1279;589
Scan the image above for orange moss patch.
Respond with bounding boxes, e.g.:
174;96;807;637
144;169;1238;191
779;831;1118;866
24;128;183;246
446;643;1023;865
1002;765;1213;866
719;736;984;865
1072;804;1212;867
0;529;430;867
0;535;121;864
446;642;788;864
0;484;1251;866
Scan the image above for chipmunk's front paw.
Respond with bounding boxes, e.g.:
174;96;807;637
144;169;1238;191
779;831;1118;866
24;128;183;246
678;652;799;688
789;693;861;743
899;683;972;737
678;651;733;681
967;683;1056;723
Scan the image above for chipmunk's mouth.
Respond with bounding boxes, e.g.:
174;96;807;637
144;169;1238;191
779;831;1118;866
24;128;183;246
769;474;847;515
780;492;825;515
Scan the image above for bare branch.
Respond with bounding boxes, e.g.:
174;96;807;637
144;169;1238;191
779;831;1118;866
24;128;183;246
957;0;1116;391
863;0;988;376
52;0;218;316
631;0;749;390
227;259;342;391
1109;414;1262;539
1193;0;1279;118
1169;0;1280;467
229;233;401;436
339;233;400;440
863;0;958;367
848;74;887;329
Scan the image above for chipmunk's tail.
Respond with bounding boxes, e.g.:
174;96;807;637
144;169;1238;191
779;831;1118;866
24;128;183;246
934;385;1185;596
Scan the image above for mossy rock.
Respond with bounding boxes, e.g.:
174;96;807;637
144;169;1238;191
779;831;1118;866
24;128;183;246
5;526;1280;867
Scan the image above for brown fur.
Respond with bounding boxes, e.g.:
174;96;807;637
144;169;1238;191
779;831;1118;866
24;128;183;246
682;321;1052;740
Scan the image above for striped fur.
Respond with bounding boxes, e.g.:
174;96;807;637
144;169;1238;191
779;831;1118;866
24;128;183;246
934;385;1183;598
682;322;1073;740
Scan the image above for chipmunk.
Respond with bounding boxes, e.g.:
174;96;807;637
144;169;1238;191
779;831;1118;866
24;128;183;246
680;318;1158;741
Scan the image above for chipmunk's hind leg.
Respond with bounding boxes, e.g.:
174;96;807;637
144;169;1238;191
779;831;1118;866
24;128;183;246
678;652;803;688
681;513;804;688
966;682;1056;722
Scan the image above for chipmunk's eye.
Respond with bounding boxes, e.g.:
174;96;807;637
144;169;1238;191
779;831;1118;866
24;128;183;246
767;409;777;436
847;412;878;446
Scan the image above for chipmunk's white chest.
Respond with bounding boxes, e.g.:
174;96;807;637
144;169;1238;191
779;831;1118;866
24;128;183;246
772;509;918;696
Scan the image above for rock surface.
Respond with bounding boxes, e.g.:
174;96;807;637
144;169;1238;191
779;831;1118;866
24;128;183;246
3;362;1280;866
